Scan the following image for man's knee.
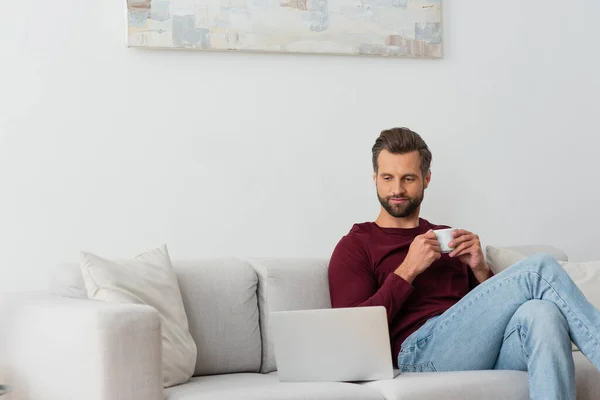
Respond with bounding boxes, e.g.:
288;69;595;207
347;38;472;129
509;253;562;274
512;301;571;352
516;300;567;329
531;253;561;269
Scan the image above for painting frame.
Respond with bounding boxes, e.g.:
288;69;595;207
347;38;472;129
127;0;443;58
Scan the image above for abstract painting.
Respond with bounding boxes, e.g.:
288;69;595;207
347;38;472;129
127;0;442;58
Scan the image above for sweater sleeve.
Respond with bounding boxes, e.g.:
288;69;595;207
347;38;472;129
468;265;495;290
328;236;414;323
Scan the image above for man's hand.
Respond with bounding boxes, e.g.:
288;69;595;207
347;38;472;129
448;229;487;271
395;230;441;283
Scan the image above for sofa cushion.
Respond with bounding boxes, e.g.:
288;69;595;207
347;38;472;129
165;373;383;400
79;245;197;388
164;356;600;400
359;353;600;400
174;259;262;376
247;258;331;373
361;369;529;400
49;257;262;376
485;245;568;273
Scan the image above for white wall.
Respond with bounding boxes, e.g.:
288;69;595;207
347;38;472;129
1;0;598;293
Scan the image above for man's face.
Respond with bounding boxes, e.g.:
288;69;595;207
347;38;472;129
373;150;430;218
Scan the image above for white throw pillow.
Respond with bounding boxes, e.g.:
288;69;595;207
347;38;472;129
485;245;569;274
485;247;527;274
79;244;197;388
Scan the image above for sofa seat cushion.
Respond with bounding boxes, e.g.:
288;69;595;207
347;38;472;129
356;353;599;400
361;370;529;400
165;373;383;400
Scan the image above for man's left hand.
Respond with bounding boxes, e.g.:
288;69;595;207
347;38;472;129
448;229;487;271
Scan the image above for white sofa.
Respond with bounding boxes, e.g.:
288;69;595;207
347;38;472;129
1;245;600;400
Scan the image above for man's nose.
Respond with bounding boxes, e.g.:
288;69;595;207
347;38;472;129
393;181;406;196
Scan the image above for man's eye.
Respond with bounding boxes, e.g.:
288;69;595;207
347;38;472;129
405;177;414;182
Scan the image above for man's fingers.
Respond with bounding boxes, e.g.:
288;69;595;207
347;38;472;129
451;229;472;237
451;229;473;242
452;244;478;258
449;241;471;257
449;233;475;248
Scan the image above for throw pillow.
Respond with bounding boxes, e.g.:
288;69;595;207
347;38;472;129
485;245;569;273
79;244;197;388
485;247;527;274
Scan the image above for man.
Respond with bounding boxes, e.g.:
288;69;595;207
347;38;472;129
328;127;600;399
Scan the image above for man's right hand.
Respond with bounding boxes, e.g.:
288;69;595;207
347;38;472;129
394;230;441;283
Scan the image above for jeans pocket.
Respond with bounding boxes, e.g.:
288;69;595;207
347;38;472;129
398;332;435;371
399;332;434;355
399;316;440;352
398;361;437;373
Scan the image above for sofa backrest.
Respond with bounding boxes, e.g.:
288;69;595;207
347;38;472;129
171;259;262;376
47;245;569;377
247;257;332;373
49;259;263;376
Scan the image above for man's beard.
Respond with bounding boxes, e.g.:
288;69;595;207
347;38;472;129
377;190;424;218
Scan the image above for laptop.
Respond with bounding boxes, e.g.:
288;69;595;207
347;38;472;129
270;306;400;382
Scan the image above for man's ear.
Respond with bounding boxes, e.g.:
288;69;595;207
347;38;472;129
373;172;377;185
424;170;432;189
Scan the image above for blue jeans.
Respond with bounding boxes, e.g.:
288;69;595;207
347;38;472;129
397;254;600;400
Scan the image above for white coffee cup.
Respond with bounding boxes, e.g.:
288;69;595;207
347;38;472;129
433;228;457;253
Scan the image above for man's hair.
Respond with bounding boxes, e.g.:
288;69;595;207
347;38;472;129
371;127;432;177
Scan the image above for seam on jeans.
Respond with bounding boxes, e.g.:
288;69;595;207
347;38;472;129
435;271;600;349
399;333;434;354
517;325;531;361
503;324;531;361
519;271;600;349
435;275;517;331
503;325;519;342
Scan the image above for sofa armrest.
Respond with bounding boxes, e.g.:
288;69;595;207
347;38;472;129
0;293;164;400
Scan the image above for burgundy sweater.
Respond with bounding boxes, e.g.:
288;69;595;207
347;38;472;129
328;218;493;366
